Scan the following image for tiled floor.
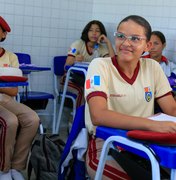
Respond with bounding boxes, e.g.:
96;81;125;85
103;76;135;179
22;107;71;180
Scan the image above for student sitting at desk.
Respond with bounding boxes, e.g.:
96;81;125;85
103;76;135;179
142;30;176;77
61;20;115;109
0;16;39;180
84;15;176;179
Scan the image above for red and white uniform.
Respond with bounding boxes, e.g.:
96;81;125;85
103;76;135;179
68;39;109;62
84;56;172;179
143;54;176;77
0;49;39;172
64;39;110;108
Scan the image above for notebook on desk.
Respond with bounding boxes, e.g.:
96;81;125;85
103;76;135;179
148;113;176;122
127;113;176;145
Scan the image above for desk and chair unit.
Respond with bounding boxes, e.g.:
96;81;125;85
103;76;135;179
15;52;56;134
95;126;176;180
6;54;176;179
57;63;176;179
55;60;88;133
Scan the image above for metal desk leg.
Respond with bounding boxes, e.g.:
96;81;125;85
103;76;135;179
55;69;71;133
55;67;87;133
95;136;160;180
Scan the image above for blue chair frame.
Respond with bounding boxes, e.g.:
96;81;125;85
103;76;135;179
15;52;56;134
53;56;77;133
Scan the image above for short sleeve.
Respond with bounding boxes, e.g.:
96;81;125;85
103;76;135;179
84;58;110;101
9;52;19;68
67;40;84;57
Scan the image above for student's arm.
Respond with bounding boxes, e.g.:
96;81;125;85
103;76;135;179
65;55;84;67
0;87;18;96
157;93;176;115
88;95;176;133
98;34;115;57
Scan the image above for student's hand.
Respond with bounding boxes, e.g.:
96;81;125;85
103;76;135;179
75;54;84;62
150;120;176;133
97;34;110;44
97;34;115;57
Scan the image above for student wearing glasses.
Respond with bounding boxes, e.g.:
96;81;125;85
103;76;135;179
143;31;176;77
85;15;176;179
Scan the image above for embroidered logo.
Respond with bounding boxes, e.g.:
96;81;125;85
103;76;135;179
86;75;100;89
144;86;152;102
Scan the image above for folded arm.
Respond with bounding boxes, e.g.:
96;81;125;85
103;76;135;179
88;95;176;133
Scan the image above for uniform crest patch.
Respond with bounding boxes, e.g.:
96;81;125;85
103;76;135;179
144;86;152;102
86;75;100;89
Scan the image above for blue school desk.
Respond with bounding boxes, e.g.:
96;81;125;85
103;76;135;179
56;62;88;133
0;81;28;87
19;64;51;72
96;126;176;180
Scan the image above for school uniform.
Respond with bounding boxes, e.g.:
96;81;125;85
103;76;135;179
84;56;172;179
62;39;109;108
143;54;176;77
0;49;39;172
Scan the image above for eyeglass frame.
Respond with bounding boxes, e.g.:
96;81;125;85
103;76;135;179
114;32;147;46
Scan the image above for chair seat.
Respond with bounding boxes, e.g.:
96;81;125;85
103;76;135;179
19;91;54;100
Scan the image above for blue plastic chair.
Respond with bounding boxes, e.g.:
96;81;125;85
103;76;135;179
53;56;77;133
15;52;56;134
58;105;88;180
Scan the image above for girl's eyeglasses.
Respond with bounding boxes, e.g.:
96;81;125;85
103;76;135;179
114;32;146;46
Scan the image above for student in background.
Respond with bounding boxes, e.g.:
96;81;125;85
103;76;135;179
61;20;115;108
0;16;39;180
143;31;176;77
85;15;176;179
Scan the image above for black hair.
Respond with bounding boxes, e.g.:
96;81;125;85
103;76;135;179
81;20;107;43
117;15;152;41
151;31;166;44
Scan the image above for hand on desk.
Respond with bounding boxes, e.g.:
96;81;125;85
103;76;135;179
75;54;84;62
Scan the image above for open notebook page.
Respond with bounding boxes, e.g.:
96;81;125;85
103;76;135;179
148;113;176;122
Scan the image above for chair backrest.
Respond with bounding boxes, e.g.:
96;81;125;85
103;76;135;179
53;56;67;76
15;53;31;64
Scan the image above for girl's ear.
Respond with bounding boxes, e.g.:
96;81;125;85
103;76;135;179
144;41;152;52
2;31;7;39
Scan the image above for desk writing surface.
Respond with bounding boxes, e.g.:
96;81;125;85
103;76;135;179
0;81;28;87
19;64;51;72
96;126;176;168
65;62;89;71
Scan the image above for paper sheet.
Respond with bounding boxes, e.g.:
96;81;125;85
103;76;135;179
149;113;176;122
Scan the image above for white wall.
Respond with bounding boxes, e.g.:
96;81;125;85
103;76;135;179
92;0;176;62
0;0;93;93
1;0;176;93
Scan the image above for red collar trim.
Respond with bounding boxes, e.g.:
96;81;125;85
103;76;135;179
0;48;5;57
142;54;168;64
112;56;140;85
